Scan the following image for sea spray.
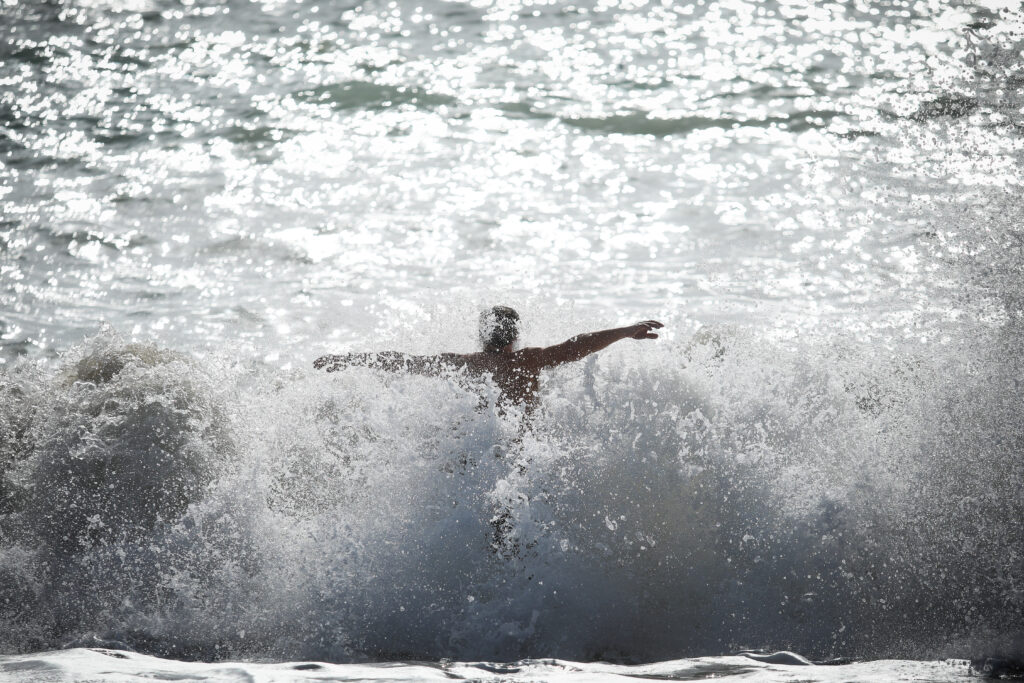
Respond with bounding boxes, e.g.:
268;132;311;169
1;311;1022;661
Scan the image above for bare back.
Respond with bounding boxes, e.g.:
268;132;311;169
448;348;547;411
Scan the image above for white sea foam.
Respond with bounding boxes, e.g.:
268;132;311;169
1;304;1022;662
0;648;978;682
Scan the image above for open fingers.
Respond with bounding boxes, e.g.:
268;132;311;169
633;320;663;339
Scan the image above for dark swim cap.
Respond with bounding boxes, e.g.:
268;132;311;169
479;305;520;350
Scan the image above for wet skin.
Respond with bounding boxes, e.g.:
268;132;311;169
314;320;664;412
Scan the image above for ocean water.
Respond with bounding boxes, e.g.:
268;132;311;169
0;648;982;682
1;0;1024;679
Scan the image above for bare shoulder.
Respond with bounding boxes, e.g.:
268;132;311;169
512;347;546;368
440;351;488;371
454;348;544;372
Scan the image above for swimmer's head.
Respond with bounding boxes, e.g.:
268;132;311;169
479;305;520;352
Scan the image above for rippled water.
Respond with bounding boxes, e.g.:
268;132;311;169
2;0;1019;361
1;0;1024;670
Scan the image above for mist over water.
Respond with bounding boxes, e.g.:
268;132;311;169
1;0;1023;668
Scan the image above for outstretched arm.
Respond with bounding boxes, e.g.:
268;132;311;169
535;320;663;368
314;351;414;373
313;351;464;374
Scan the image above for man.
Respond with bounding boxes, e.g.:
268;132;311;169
315;307;663;557
313;306;663;411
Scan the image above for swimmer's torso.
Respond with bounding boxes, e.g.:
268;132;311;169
442;349;545;410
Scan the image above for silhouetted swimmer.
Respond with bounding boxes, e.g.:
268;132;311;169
313;306;664;413
315;308;663;558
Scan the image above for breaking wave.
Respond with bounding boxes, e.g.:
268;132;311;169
1;288;1022;663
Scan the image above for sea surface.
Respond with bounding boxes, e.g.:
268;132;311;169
1;0;1023;680
0;648;984;682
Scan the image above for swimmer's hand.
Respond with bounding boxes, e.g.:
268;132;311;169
628;320;663;339
313;354;347;371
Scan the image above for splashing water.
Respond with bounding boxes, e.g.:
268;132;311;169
1;0;1023;668
1;303;1022;662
